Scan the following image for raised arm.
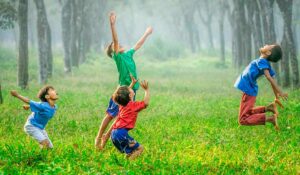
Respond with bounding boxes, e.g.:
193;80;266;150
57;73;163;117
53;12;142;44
264;69;288;101
129;75;138;89
109;12;119;54
10;90;30;104
133;27;153;51
140;80;150;106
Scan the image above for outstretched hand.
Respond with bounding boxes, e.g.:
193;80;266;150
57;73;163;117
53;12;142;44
129;75;138;88
140;80;149;90
10;90;18;97
109;12;116;24
278;92;288;101
95;136;102;150
100;133;110;149
145;26;153;35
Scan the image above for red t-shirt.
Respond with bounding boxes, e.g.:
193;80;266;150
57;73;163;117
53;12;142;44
113;101;146;129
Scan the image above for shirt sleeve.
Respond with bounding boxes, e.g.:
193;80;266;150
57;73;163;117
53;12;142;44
269;67;276;77
257;59;269;70
126;48;135;58
29;100;43;112
132;101;146;112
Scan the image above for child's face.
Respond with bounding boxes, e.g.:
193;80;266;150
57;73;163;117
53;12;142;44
47;88;59;101
260;44;275;55
128;88;135;101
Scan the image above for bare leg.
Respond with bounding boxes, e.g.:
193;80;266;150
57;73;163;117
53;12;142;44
265;102;278;114
95;114;113;149
266;114;279;130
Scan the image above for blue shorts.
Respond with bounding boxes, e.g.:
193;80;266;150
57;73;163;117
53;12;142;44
106;89;137;117
111;128;140;154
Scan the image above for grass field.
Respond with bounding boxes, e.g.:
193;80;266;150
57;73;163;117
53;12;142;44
0;48;299;174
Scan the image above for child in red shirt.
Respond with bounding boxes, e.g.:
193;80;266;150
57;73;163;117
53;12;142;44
101;80;150;160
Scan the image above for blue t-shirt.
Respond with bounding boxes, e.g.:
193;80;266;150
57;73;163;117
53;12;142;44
234;58;276;96
28;100;57;129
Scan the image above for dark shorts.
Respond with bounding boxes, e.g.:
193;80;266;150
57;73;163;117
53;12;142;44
106;89;137;117
111;128;140;154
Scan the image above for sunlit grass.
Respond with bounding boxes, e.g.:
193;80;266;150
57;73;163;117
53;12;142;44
0;50;299;174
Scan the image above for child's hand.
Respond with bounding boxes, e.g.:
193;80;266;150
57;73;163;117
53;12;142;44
145;26;153;35
23;105;30;110
100;133;110;149
278;92;288;101
129;75;138;88
95;136;102;150
140;80;149;90
109;12;116;24
10;90;18;97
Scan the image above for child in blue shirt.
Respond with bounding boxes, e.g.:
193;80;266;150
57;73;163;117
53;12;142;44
234;44;288;129
11;85;58;148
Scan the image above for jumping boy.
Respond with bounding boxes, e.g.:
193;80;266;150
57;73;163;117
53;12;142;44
10;86;58;148
101;80;150;160
95;11;153;149
234;44;288;129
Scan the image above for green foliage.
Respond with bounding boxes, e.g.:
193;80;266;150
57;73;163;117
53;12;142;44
0;1;17;30
0;47;299;174
143;38;186;60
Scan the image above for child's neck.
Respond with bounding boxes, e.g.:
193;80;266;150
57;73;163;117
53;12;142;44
47;100;55;107
260;53;268;59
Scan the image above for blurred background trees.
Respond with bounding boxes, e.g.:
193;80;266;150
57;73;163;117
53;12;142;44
0;0;300;88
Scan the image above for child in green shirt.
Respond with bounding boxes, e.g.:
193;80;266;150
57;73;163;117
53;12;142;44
95;11;153;149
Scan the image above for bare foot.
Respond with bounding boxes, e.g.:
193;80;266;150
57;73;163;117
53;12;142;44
127;146;144;160
266;102;278;114
275;99;284;109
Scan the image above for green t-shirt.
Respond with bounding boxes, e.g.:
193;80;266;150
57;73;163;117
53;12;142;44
113;48;139;90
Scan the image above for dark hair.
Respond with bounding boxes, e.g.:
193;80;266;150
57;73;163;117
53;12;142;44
112;86;130;106
105;42;113;58
267;44;282;62
37;85;54;102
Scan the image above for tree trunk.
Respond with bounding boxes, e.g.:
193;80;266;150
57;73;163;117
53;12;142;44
18;0;28;89
28;0;36;49
219;0;226;64
248;0;263;53
34;0;52;84
243;2;252;65
277;0;300;88
280;36;290;87
70;0;79;67
197;0;214;50
62;0;72;73
233;0;247;67
46;22;53;77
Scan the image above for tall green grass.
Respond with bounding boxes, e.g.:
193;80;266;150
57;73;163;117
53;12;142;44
0;49;299;174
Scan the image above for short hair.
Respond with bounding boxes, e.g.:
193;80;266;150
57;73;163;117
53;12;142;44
37;85;54;102
267;44;282;62
112;86;130;106
105;42;113;58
